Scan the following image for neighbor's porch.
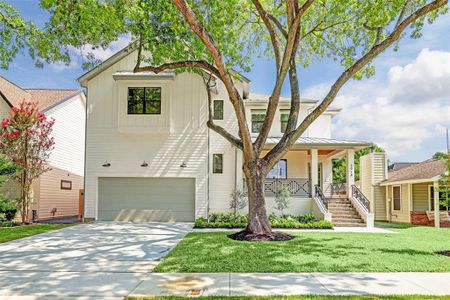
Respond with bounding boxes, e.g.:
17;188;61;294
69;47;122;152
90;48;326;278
384;181;450;228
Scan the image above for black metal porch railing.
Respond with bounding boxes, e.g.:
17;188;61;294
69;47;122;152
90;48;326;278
314;185;328;210
330;182;347;198
243;178;311;197
351;185;370;212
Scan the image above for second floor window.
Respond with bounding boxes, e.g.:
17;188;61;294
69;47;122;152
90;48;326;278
128;87;161;115
212;154;223;174
251;109;266;133
213;100;224;120
280;110;290;133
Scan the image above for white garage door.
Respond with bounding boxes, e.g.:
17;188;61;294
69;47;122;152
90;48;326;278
98;177;195;222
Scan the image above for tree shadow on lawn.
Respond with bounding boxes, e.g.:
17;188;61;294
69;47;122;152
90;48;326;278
157;233;381;272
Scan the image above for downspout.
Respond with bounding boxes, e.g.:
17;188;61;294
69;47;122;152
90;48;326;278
234;145;238;215
82;87;88;223
207;126;210;219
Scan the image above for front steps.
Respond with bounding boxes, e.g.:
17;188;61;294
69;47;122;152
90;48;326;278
328;198;366;227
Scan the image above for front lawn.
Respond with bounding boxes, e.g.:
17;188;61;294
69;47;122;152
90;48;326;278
155;226;450;272
0;224;73;243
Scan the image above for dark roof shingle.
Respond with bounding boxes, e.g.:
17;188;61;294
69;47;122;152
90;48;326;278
383;159;445;184
0;75;81;111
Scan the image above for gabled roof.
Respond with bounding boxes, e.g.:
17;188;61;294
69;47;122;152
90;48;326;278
381;159;446;185
24;89;81;112
0;75;32;106
388;162;419;172
0;75;82;112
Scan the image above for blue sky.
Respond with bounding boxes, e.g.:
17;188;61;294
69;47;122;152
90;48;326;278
2;1;449;162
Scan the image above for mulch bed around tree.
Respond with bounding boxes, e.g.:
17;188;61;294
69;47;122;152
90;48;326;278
435;250;450;257
228;230;294;241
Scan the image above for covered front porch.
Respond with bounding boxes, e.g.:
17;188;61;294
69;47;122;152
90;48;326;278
241;137;373;226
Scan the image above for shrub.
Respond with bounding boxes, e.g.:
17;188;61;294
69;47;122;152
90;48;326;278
274;185;291;215
0;220;20;227
229;188;247;214
194;212;332;229
0;198;17;221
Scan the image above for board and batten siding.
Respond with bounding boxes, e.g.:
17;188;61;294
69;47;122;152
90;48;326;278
412;182;431;211
359;152;387;220
85;50;210;219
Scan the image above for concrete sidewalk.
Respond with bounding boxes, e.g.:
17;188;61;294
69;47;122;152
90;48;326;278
129;272;450;297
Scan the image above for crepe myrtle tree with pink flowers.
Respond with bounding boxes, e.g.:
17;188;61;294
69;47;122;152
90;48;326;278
0;101;55;223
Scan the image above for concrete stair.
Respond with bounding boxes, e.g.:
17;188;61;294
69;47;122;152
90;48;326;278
328;198;366;227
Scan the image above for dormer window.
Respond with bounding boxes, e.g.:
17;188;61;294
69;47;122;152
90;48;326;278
127;87;161;115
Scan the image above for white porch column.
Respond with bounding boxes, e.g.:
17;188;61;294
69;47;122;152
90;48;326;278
346;149;355;195
311;149;318;191
434;181;440;228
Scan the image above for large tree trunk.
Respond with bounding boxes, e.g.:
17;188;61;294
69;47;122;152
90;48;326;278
243;162;271;234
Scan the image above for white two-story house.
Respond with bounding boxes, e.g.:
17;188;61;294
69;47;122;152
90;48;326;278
79;46;378;226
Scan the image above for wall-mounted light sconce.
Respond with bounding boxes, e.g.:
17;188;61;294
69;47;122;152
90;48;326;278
180;161;187;168
141;161;148;167
102;161;111;167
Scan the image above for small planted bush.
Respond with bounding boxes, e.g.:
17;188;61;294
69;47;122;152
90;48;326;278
194;212;332;229
0;198;17;223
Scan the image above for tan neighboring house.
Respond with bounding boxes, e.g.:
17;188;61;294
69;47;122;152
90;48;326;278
360;153;449;228
0;75;86;221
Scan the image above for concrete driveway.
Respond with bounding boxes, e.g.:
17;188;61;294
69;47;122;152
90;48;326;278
0;222;192;299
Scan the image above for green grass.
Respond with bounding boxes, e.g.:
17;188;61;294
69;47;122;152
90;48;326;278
126;296;450;300
0;224;74;243
375;221;417;229
155;226;450;273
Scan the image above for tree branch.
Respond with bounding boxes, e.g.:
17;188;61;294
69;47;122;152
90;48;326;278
172;0;253;157
267;13;288;38
203;74;243;149
134;60;221;78
264;0;448;165
254;0;315;153
252;0;282;71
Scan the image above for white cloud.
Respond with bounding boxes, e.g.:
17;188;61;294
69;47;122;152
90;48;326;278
306;49;450;158
49;59;79;71
74;35;133;61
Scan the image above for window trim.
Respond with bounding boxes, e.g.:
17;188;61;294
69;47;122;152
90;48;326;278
212;153;224;174
392;185;401;211
60;180;72;190
213;100;224;120
127;87;162;115
251;109;266;133
280;109;290;133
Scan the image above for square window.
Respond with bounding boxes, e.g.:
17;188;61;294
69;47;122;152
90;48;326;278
127;87;161;115
60;180;72;190
213;100;224;120
212;154;223;174
251;109;266;133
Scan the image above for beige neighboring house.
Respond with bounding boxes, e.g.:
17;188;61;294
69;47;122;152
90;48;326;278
0;75;86;221
360;153;449;228
79;45;379;227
